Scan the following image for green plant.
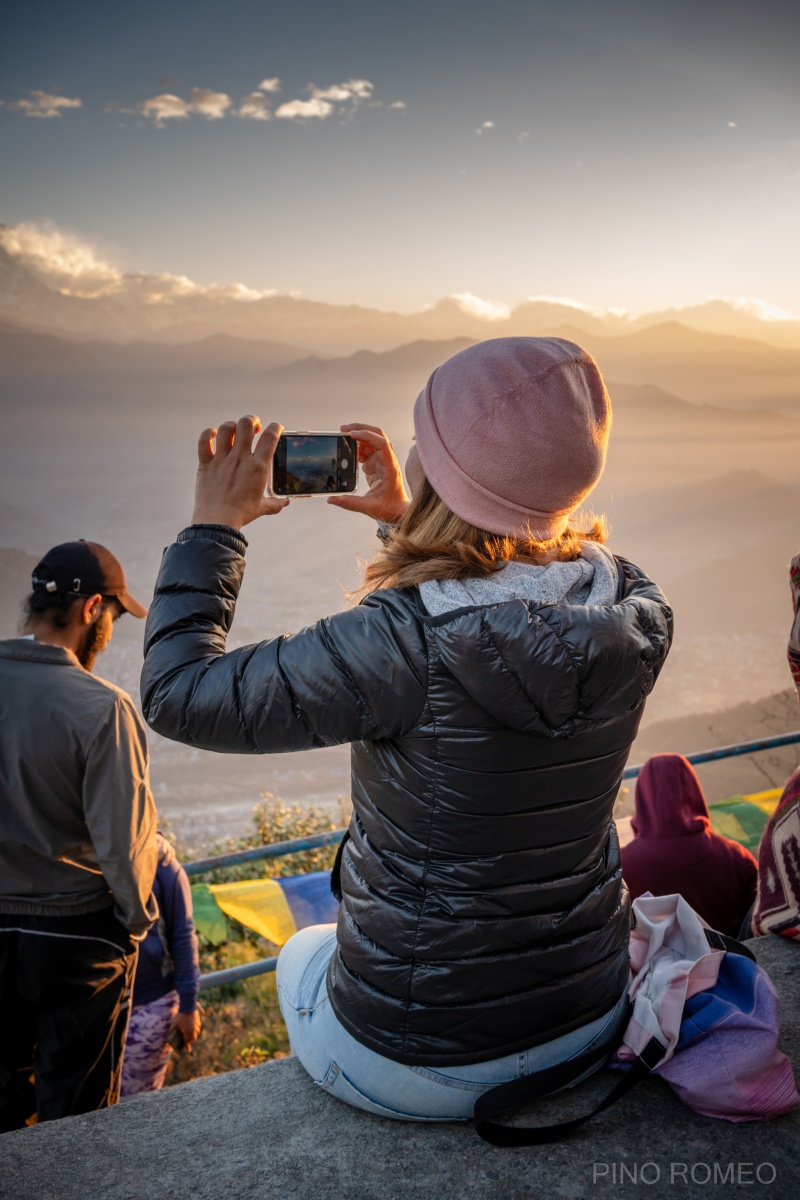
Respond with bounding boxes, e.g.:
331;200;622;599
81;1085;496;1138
251;792;350;877
187;792;351;885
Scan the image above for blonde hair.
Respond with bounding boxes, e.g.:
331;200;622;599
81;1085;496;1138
360;478;608;595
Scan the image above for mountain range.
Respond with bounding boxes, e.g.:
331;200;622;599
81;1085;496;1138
4;314;800;422
2;235;800;354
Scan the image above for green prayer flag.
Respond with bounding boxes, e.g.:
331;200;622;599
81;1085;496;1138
708;799;770;852
190;883;229;946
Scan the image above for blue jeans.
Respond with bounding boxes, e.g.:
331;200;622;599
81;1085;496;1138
276;925;629;1122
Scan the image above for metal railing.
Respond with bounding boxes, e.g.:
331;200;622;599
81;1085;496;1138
620;731;800;780
199;956;279;990
195;729;800;990
185;830;345;878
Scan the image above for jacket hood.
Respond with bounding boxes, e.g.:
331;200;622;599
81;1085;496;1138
631;753;711;839
427;563;671;735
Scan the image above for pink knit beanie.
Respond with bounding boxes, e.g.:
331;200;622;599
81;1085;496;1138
413;337;611;541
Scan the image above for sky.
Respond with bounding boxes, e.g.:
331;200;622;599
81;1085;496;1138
1;0;799;314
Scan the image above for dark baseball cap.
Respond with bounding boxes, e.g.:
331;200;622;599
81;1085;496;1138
31;540;147;619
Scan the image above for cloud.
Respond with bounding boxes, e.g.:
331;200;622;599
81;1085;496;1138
187;88;232;120
310;84;354;102
450;292;510;321
8;90;82;119
474;120;495;136
140;89;233;126
308;79;373;102
346;79;374;100
237;92;273;121
0;222;120;294
140;93;190;126
711;295;800;322
0;221;275;304
272;78;376;121
133;76;393;128
526;294;601;314
275;97;334;121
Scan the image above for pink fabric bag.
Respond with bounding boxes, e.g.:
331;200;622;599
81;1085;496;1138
614;894;799;1122
616;893;725;1061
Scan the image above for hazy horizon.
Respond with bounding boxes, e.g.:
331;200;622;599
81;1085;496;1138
3;216;800;328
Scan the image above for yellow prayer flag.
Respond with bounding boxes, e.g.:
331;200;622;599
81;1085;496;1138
209;878;297;945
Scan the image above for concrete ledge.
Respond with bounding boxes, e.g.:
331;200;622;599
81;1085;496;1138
2;938;798;1200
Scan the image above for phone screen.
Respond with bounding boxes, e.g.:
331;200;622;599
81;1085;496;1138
272;434;358;496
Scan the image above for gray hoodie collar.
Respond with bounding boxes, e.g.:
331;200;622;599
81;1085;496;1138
418;542;619;616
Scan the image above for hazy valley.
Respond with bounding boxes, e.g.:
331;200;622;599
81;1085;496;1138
2;247;800;845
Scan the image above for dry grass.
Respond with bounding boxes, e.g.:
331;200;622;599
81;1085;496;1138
167;945;290;1085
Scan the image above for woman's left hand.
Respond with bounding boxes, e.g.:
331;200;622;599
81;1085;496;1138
327;424;410;523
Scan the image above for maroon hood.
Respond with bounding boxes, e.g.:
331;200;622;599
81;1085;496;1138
631;753;711;839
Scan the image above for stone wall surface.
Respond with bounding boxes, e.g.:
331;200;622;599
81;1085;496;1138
1;937;798;1200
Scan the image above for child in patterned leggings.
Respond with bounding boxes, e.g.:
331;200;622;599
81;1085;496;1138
121;833;201;1096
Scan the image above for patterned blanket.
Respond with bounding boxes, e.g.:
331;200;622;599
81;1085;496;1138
752;768;800;942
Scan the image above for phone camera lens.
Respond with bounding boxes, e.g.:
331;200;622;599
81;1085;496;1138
341;458;349;469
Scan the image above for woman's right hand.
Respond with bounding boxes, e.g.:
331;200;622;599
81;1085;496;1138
327;424;410;524
171;1008;202;1052
192;416;289;529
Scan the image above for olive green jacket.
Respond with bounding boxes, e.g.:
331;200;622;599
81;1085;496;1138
0;638;157;936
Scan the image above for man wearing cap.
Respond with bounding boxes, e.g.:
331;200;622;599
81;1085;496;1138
0;540;158;1130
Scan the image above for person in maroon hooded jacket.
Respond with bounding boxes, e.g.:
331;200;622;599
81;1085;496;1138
621;753;757;937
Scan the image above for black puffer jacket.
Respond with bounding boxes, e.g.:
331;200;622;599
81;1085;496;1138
142;528;672;1066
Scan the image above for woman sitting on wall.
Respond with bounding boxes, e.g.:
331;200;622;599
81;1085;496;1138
140;337;672;1121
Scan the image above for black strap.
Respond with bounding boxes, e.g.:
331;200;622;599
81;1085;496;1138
329;830;350;902
704;928;756;961
475;1057;646;1147
473;926;753;1146
474;1032;665;1147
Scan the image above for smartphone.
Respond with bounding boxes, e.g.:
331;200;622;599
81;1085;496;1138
167;1027;185;1053
271;432;358;497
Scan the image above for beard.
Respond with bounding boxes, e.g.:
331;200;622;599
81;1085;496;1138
77;616;110;671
